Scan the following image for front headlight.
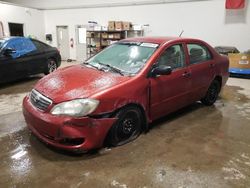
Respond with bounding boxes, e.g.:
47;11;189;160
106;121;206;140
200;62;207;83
51;99;99;117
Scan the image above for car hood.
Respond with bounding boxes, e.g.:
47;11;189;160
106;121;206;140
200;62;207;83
34;65;131;103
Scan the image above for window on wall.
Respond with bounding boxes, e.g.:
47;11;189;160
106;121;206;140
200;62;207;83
8;23;24;37
187;44;212;64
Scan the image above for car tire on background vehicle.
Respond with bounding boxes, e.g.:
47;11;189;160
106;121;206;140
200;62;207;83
45;58;57;75
107;106;143;147
201;79;221;106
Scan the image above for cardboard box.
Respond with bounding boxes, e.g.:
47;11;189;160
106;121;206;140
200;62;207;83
123;22;131;30
86;32;92;38
115;21;123;31
108;34;114;39
108;25;115;31
108;21;115;31
114;33;121;39
101;40;109;46
228;53;250;69
94;33;101;38
102;33;108;39
95;42;101;48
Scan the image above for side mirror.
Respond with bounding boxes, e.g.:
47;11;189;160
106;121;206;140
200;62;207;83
3;48;16;56
151;65;172;77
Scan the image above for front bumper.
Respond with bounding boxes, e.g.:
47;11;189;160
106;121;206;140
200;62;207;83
22;96;116;152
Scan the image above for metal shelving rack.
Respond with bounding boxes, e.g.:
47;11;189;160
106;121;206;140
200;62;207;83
86;30;143;58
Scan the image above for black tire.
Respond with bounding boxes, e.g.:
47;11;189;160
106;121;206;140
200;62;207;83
45;58;57;75
107;106;143;147
201;79;221;106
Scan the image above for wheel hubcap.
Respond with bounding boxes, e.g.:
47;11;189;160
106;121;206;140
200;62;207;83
122;119;134;134
48;60;57;73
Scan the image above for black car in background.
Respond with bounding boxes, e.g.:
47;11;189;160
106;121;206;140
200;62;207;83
0;37;61;84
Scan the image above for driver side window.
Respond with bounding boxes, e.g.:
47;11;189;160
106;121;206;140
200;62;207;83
158;44;185;70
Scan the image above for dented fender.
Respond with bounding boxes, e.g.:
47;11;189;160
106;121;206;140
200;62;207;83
91;77;151;123
60;117;118;148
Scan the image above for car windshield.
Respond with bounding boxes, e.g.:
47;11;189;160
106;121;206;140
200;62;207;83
86;42;158;75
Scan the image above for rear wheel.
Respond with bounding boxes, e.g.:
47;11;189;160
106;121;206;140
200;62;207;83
201;79;221;106
107;106;143;147
45;58;57;75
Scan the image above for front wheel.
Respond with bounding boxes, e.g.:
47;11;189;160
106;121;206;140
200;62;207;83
201;79;221;106
45;58;57;75
107;106;143;147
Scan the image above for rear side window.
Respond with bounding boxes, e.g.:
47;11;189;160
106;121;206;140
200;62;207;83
32;40;48;51
187;44;212;64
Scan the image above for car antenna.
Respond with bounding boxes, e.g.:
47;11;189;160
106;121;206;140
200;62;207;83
179;30;184;37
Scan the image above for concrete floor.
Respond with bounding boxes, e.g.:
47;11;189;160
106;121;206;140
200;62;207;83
0;62;250;187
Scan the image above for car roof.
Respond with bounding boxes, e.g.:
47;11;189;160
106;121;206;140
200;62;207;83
121;36;203;45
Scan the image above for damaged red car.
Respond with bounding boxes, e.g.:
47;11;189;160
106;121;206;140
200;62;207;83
23;37;229;152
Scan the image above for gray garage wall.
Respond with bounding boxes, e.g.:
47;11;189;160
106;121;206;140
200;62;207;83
44;0;250;60
0;3;45;41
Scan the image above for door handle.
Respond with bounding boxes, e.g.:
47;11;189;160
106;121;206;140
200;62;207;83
182;72;191;77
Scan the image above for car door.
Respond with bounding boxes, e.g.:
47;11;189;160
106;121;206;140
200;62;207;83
186;43;216;102
4;38;38;77
15;38;46;75
149;43;192;120
0;50;16;83
29;40;48;74
0;38;31;82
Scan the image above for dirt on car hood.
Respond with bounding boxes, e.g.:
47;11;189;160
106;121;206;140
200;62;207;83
34;65;131;104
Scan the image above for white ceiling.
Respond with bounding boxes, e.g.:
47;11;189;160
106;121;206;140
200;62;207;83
0;0;209;10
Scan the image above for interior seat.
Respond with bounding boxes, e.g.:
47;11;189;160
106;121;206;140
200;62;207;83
190;48;204;64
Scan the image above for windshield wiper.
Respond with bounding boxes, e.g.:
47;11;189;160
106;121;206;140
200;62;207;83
82;61;100;70
96;61;125;76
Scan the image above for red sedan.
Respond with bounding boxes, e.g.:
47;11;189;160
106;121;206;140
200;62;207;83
23;37;229;152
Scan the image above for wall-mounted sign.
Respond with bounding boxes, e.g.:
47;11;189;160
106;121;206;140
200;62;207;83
78;27;86;44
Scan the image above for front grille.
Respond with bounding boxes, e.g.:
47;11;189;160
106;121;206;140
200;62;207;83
59;138;85;146
30;89;52;111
